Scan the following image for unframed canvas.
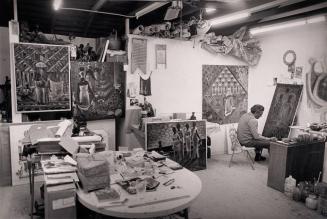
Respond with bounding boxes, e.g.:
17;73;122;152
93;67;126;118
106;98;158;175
13;43;71;113
145;120;207;171
202;65;248;124
70;61;125;120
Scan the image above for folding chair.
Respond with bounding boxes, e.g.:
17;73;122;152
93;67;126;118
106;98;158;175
228;127;255;170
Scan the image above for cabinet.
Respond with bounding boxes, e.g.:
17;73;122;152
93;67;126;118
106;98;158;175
267;141;325;192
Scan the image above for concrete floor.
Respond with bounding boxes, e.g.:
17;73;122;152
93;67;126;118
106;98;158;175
0;152;324;219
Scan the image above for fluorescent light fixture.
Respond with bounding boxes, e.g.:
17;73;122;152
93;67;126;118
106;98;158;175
53;0;62;11
205;8;216;14
135;2;168;19
250;15;326;35
210;12;250;26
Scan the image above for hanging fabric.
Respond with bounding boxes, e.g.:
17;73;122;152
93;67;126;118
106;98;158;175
139;75;152;96
131;38;147;74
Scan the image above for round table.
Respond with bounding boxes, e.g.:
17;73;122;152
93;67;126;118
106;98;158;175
77;167;202;218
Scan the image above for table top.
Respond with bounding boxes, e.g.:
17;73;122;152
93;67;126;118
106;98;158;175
76;165;202;218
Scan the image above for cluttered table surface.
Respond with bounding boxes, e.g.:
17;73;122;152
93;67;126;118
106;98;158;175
76;150;202;218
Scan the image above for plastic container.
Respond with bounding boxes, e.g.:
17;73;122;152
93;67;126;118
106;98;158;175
284;175;296;198
306;194;318;210
292;186;301;202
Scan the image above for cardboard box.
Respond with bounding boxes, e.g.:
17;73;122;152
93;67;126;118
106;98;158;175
45;183;76;219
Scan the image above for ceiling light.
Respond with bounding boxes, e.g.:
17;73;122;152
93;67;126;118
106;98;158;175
250;15;326;35
210;12;250;27
205;8;216;14
135;2;168;19
53;0;62;11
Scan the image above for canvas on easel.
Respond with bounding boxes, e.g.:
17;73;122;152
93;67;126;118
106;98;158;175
262;83;303;139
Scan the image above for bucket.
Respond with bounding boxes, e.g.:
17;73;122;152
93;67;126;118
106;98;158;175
108;29;121;50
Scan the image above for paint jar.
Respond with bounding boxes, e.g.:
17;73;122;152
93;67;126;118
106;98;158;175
306;194;318;210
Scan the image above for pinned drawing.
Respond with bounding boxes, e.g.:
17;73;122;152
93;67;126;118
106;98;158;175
202;65;248;124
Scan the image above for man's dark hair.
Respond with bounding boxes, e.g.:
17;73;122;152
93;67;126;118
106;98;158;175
250;104;264;113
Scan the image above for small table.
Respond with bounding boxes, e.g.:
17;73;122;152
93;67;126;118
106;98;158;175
267;140;325;192
77;166;202;218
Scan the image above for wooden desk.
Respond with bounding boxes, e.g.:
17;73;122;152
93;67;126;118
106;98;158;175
268;140;325;192
76;167;202;218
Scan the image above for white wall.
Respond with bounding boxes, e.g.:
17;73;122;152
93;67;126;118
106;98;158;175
121;34;245;152
250;22;327;181
250;22;327;134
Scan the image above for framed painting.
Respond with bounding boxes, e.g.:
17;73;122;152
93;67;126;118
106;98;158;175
145;120;207;171
70;61;125;120
202;65;248;124
262;83;303;139
13;42;71;112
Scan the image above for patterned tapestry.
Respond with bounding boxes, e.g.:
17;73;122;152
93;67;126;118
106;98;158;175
202;65;248;124
263;83;303;139
71;61;125;120
13;43;70;112
146;120;207;171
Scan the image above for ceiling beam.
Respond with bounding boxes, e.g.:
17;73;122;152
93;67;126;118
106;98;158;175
84;0;108;37
260;2;327;22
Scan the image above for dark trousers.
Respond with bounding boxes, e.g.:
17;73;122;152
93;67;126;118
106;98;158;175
242;139;271;155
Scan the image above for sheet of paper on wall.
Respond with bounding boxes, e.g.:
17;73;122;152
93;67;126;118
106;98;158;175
59;136;79;155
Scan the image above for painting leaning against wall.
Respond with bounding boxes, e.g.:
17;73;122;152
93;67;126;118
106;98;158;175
202;65;248;124
13;43;71;112
146;120;207;171
70;61;125;120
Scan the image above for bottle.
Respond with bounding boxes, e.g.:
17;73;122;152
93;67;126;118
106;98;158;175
306;194;318;210
292;185;301;201
284;175;296;198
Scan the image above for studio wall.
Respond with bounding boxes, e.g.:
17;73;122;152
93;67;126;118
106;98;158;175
249;22;327;181
119;34;244;152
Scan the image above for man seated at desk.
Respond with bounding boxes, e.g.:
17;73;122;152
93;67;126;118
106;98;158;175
237;104;277;161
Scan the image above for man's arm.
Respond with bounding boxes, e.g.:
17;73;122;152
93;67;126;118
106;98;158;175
248;119;272;141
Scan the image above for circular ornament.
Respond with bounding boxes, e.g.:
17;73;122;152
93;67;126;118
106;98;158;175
283;50;296;66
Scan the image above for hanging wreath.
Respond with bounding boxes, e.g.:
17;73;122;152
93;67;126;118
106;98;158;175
283;50;296;66
283;50;296;73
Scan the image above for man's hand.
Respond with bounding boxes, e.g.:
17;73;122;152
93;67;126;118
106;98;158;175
270;137;278;142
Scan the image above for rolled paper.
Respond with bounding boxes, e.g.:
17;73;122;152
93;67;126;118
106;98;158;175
132;25;144;35
55;119;72;137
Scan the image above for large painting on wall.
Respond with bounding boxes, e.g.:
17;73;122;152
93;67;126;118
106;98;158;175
202;65;248;124
71;61;125;120
263;83;303;139
13;43;71;112
145;120;206;171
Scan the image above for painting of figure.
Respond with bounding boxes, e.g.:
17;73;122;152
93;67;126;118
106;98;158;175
146;120;206;171
71;61;125;120
263;83;303;139
13;43;71;112
202;65;248;124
